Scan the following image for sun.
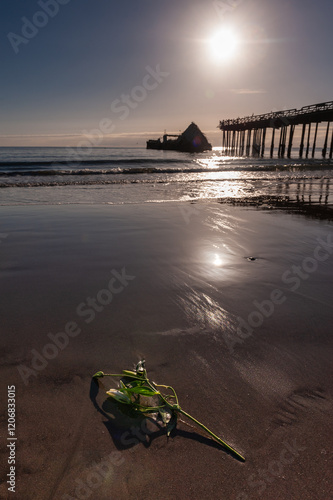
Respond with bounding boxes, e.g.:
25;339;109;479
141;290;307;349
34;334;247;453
208;27;239;63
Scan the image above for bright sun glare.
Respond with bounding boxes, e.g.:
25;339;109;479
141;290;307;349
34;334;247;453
209;27;239;63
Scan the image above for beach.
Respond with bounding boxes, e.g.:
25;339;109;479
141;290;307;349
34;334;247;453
0;200;332;499
2;0;333;496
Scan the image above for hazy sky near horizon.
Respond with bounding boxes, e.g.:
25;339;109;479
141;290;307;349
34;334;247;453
1;0;333;147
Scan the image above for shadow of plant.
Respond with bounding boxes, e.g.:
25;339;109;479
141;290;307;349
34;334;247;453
90;377;171;450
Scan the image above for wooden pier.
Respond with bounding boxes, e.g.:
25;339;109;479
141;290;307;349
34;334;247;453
219;101;333;159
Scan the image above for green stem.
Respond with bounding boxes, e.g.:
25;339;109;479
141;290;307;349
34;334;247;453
145;378;169;405
134;404;166;412
177;408;245;462
153;383;179;406
103;373;144;380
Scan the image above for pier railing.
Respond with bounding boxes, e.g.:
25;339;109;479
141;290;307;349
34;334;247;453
218;101;333;158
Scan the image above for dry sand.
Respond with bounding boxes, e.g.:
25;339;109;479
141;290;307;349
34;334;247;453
0;202;332;500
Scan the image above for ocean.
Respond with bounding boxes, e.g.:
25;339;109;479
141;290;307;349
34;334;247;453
0;146;332;206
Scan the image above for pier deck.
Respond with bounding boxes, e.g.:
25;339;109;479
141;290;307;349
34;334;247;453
218;101;333;158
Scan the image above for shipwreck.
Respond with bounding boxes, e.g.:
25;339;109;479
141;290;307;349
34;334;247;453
146;122;212;153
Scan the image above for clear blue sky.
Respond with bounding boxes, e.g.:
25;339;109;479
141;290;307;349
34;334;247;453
1;0;332;146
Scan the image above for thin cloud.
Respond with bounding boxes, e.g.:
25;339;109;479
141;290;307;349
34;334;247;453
230;89;267;95
0;133;83;138
0;131;162;140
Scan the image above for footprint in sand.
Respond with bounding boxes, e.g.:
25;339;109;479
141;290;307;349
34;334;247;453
272;388;328;427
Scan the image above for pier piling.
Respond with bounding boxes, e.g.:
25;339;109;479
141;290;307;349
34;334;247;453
299;123;306;158
261;127;266;157
312;122;319;158
270;128;275;158
287;125;295;158
306;123;311;158
329;127;333;159
322;122;330;158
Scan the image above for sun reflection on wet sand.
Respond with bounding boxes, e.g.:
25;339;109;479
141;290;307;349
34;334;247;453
176;282;237;343
178;175;332;206
179;176;247;201
213;253;223;266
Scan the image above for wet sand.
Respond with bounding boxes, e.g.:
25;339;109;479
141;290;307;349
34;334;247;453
0;202;332;499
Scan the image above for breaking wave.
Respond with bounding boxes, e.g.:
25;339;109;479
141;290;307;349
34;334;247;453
1;164;332;179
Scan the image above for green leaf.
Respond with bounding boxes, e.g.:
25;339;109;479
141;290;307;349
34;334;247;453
106;389;131;404
133;406;160;414
121;378;145;389
119;380;130;395
92;371;104;379
128;386;160;397
122;370;138;377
